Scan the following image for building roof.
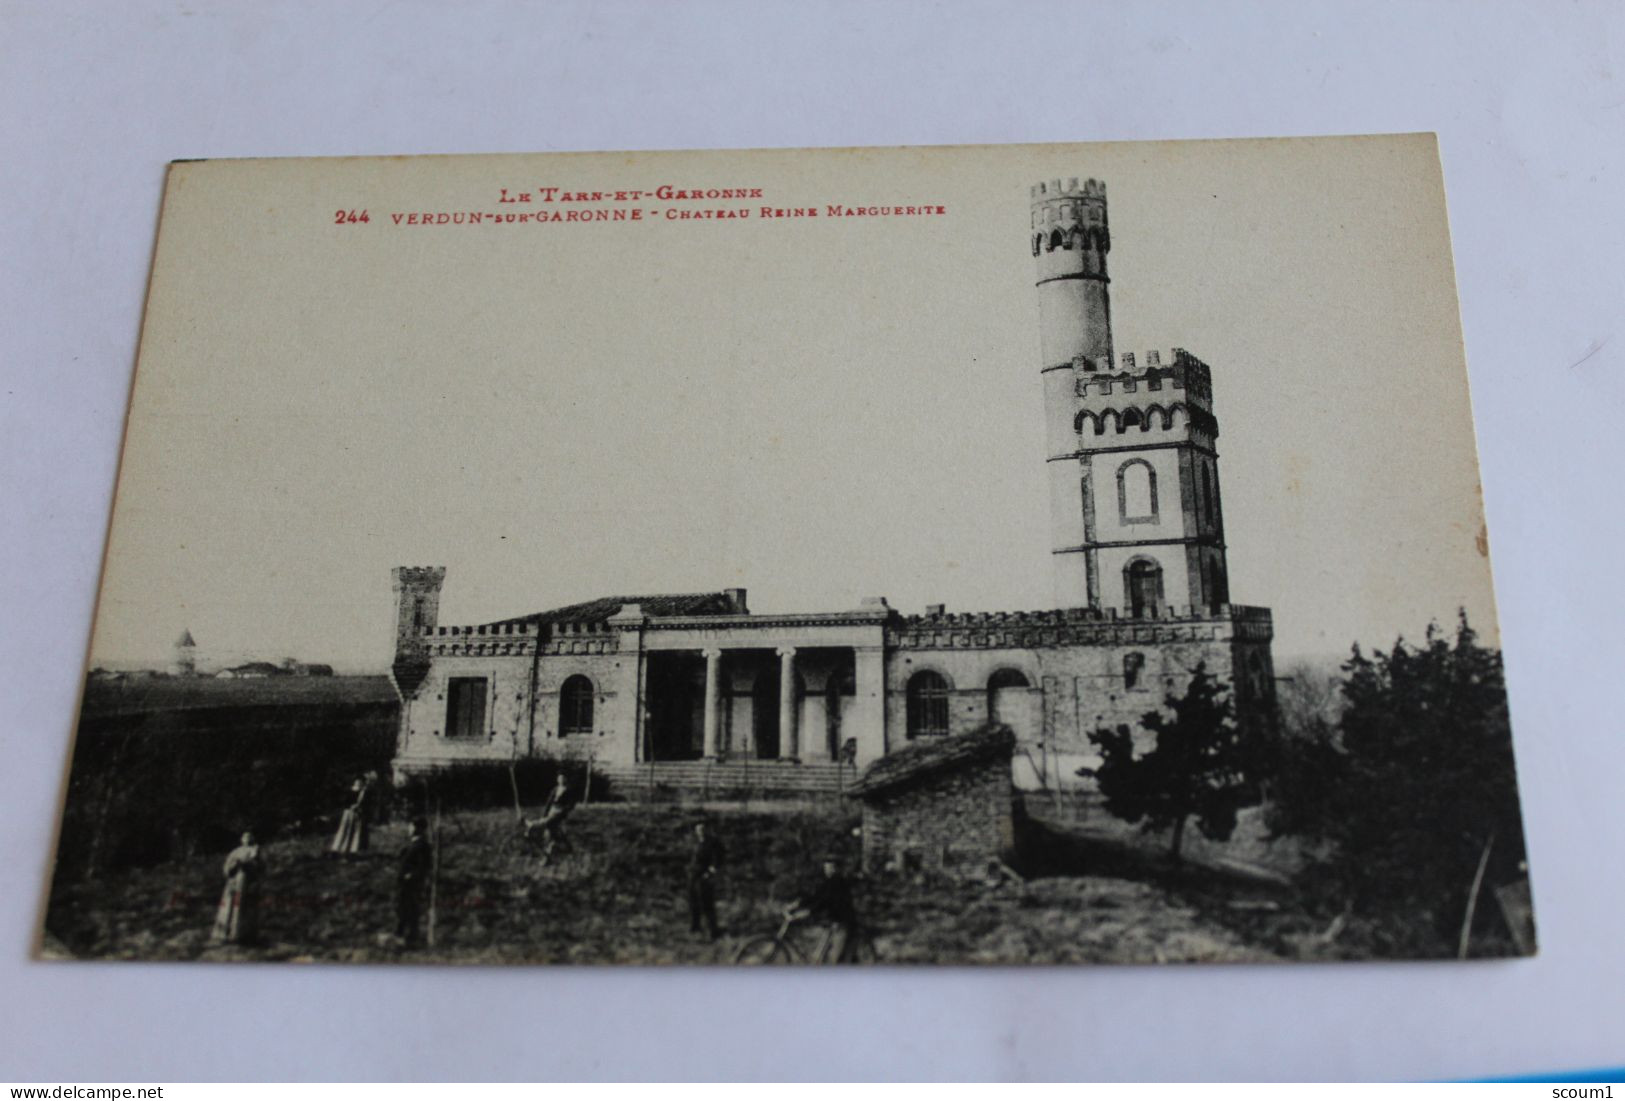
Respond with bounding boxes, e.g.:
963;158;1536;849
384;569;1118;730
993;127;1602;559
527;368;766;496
176;629;196;648
847;723;1016;800
498;592;741;627
224;661;283;675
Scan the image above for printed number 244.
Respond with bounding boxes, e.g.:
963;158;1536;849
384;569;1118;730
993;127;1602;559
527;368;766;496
334;209;370;225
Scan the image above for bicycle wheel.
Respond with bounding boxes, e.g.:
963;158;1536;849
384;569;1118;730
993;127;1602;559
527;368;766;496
732;935;802;965
496;831;532;862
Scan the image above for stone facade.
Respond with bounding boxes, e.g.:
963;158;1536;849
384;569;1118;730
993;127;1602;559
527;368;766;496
387;175;1276;788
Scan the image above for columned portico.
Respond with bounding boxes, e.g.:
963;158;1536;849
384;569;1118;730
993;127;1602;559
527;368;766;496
625;605;891;768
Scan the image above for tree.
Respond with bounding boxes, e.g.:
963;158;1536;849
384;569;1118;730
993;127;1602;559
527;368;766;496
1269;614;1529;955
1082;666;1258;863
1274;657;1344;737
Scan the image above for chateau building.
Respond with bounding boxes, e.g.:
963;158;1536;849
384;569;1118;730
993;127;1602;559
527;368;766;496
388;178;1276;787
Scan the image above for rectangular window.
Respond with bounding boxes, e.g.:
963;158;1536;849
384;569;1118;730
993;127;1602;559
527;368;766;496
445;676;488;739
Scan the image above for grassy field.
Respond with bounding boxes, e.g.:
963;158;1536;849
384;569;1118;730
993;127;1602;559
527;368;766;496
43;802;1308;966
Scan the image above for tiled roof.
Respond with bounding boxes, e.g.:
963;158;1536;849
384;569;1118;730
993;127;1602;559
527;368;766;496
847;723;1016;799
497;592;739;627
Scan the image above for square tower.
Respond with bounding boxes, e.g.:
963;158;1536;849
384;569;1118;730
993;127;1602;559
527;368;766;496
1030;179;1230;613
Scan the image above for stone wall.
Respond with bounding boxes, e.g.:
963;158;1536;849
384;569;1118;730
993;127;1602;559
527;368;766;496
884;609;1266;750
859;754;1014;875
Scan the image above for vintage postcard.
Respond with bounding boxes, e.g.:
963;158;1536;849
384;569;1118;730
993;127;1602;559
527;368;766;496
43;136;1534;964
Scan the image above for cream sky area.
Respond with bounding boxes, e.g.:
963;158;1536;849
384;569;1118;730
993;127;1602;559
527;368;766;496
90;135;1496;672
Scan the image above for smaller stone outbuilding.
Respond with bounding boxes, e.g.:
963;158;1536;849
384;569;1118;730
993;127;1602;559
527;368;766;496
847;723;1016;876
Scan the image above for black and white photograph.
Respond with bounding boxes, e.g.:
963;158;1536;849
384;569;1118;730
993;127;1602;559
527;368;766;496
40;137;1531;967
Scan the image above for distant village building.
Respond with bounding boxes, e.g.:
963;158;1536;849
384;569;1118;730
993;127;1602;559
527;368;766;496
214;659;334;679
847;724;1017;875
280;658;335;677
387;177;1276;790
216;661;282;679
173;629;197;677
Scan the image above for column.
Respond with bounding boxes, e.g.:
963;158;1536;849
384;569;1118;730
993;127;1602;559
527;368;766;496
777;647;798;761
851;645;887;763
702;648;722;759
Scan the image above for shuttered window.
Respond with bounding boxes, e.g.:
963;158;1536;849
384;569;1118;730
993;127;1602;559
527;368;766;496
446;677;488;739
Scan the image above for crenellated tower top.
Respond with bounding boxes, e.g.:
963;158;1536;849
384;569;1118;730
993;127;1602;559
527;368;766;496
1030;177;1113;375
1029;176;1108;201
1030;178;1110;282
390;565;447;699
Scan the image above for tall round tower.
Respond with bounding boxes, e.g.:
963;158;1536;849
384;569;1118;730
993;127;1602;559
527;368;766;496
1032;178;1113;608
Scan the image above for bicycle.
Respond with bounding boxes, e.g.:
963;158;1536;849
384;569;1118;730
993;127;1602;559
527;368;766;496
497;813;575;869
732;908;877;965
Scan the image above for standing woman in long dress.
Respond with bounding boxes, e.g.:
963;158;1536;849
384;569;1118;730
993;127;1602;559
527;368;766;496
211;831;263;945
329;774;372;855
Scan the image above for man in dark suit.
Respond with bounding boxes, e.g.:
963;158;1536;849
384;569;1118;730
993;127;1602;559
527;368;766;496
686;819;724;940
791;855;863;963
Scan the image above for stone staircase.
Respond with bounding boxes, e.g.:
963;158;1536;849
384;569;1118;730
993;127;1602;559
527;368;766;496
593;759;856;797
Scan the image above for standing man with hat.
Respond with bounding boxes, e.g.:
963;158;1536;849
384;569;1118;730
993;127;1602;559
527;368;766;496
686;819;725;941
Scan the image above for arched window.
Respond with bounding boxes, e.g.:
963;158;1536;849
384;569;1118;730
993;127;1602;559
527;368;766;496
1047;228;1065;251
1116;458;1158;524
1121;408;1142;430
1201;464;1213;528
559;674;594;735
1123;652;1146;689
906;670;950;739
1124;557;1164;617
411;598;424;632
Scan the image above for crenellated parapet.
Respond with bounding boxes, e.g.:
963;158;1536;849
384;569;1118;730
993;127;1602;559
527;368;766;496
1066;348;1218;442
1077;349;1211;401
418;617;621;658
392;565;446;590
1031;177;1107;202
887;604;1271;651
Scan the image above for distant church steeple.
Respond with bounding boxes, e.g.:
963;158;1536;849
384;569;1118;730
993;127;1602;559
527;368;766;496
174;629;197;677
